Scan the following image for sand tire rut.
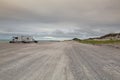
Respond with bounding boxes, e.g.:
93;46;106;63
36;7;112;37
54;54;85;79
0;41;120;80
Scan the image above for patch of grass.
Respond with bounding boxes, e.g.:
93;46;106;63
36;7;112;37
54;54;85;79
74;39;120;44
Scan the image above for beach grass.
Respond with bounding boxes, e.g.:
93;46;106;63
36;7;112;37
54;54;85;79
74;39;120;44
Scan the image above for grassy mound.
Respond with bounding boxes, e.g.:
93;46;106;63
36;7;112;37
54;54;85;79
73;39;120;44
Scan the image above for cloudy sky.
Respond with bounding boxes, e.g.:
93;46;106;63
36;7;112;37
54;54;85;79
0;0;120;40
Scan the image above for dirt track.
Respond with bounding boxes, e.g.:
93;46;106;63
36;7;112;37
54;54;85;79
0;41;120;80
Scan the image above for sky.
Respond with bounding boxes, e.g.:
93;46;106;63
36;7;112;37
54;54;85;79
0;0;120;40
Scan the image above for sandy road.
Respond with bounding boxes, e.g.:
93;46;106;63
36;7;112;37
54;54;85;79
0;41;120;80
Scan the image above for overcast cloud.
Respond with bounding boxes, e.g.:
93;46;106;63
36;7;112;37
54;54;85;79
0;0;120;40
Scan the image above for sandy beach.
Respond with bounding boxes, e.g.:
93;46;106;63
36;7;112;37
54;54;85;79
0;41;120;80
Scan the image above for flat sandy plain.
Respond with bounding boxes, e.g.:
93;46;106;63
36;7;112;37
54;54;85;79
0;41;120;80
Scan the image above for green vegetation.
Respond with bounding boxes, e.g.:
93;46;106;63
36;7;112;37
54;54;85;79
73;38;81;41
73;38;120;44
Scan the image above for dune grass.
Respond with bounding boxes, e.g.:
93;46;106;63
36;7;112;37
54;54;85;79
75;39;120;44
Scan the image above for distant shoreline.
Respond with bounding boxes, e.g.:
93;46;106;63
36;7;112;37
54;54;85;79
0;39;60;43
0;40;9;43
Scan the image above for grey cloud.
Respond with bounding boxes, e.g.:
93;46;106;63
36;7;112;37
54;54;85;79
0;0;120;40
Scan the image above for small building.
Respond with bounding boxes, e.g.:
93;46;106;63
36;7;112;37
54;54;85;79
9;36;38;43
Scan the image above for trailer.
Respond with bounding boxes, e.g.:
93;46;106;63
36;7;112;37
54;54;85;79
9;36;38;43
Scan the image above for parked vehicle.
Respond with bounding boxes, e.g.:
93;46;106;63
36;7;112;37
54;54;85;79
9;36;38;43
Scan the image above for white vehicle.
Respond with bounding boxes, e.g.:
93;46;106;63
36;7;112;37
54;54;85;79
9;36;38;43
